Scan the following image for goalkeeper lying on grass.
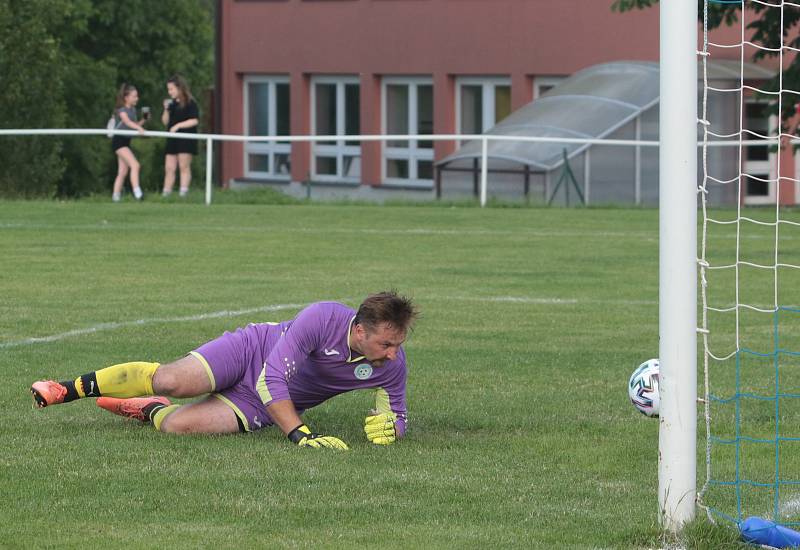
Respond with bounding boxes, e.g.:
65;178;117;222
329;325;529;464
31;291;417;450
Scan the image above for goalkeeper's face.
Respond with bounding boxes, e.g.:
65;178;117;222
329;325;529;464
353;323;405;367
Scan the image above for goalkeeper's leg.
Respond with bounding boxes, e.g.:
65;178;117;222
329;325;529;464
96;394;241;434
151;395;243;433
31;354;214;408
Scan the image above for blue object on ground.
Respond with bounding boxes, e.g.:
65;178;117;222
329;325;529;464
740;517;800;548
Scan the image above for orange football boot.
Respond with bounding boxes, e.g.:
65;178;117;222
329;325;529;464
30;380;68;408
96;396;172;422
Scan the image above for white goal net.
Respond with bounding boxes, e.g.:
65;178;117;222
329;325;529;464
698;0;800;527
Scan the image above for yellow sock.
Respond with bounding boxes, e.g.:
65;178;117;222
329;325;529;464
152;405;181;431
74;361;160;398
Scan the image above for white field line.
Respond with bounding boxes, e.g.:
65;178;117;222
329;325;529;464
0;295;655;350
780;495;800;520
0;221;657;240
433;295;658;306
3;220;784;241
0;303;305;350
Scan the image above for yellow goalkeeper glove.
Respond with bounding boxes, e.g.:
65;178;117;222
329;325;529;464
287;424;349;450
364;412;398;445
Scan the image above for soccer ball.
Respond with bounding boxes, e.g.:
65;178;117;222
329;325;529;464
628;358;660;417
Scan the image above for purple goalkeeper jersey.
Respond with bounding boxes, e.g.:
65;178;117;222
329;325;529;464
260;302;408;435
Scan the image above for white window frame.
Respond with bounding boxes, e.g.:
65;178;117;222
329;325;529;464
795;148;800;205
382;76;434;187
743;99;777;205
311;76;361;183
455;76;512;135
534;76;565;99
243;75;291;180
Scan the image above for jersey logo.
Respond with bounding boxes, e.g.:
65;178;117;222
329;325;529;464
354;364;373;380
324;348;340;356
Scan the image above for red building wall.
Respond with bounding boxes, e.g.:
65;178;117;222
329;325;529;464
218;0;790;202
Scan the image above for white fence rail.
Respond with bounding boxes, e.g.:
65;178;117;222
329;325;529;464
0;128;790;206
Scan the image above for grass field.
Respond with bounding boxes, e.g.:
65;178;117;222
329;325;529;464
0;197;781;548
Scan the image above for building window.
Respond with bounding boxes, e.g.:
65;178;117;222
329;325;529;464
534;76;565;99
382;77;434;185
312;76;361;182
743;99;776;204
244;76;291;179
456;77;511;135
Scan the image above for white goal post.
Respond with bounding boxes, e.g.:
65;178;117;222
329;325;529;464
658;0;698;532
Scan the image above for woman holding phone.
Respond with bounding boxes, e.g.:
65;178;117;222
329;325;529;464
111;83;147;202
161;75;200;197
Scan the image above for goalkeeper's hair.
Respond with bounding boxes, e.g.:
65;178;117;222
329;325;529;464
354;290;419;333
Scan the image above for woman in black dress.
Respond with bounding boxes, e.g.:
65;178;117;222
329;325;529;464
161;75;199;197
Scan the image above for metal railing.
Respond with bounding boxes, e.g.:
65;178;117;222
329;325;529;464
0;127;788;206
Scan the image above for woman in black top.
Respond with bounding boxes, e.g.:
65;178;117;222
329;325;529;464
161;75;199;197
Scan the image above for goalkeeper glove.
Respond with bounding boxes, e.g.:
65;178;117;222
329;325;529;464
287;424;349;450
364;412;398;445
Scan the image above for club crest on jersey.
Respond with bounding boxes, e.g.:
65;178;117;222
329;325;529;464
354;364;373;380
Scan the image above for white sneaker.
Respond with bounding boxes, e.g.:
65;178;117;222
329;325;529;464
112;193;121;202
179;188;189;197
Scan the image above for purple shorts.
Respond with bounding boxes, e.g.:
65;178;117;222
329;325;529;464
191;323;280;432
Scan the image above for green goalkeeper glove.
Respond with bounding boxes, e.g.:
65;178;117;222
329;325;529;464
364;412;398;445
287;424;349;450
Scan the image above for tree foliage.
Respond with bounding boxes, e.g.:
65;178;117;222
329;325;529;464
0;0;68;197
0;0;214;197
613;0;800;132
